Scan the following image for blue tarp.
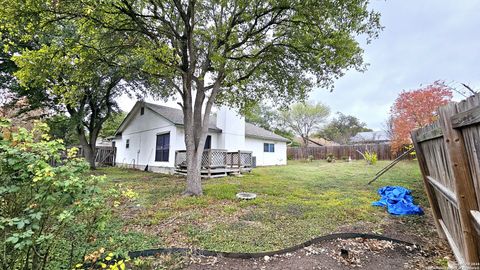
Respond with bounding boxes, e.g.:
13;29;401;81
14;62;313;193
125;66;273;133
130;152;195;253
372;186;424;215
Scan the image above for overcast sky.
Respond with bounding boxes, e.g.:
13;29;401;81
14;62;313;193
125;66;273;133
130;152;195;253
118;0;480;130
311;0;480;130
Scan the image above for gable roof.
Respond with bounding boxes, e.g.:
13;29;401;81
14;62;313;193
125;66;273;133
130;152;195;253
350;131;390;143
245;123;289;142
115;101;289;142
146;102;220;131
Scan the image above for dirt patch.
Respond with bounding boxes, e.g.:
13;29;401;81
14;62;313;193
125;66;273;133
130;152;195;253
179;211;452;269
183;239;421;270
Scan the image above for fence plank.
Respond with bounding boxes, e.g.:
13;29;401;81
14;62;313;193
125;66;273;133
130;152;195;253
411;129;446;239
439;219;466;267
427;176;458;207
415;126;443;142
471;210;480;235
438;102;479;264
451;105;480;129
287;143;400;161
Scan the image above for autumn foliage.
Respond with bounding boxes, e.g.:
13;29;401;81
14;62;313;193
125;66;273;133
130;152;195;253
390;81;453;153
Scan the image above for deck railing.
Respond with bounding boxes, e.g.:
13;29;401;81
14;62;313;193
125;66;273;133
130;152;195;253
226;150;253;168
175;149;252;169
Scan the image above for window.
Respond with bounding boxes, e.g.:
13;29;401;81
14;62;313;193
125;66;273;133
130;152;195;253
264;143;274;152
204;135;212;149
155;133;170;162
140;107;145;115
126;139;130;149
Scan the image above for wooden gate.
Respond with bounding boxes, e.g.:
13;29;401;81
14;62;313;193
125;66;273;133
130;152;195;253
411;95;480;267
95;146;116;166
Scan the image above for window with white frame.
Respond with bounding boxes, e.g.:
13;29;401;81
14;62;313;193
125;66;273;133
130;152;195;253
155;133;170;162
263;143;274;152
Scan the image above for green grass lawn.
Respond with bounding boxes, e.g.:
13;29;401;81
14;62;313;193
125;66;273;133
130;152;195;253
98;160;428;253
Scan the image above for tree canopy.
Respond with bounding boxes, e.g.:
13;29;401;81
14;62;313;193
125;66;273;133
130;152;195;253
281;101;330;145
1;0;382;195
317;112;371;144
1;4;156;168
99;111;127;138
390;81;453;153
244;103;295;141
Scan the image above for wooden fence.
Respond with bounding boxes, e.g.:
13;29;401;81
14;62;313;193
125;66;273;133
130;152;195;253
287;143;399;160
411;95;480;267
77;146;116;166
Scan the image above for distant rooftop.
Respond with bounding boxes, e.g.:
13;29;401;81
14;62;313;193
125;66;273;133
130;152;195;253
350;131;390;144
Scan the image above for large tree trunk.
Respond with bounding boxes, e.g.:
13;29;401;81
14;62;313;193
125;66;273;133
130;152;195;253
184;145;203;195
181;77;219;196
81;143;96;169
76;125;97;170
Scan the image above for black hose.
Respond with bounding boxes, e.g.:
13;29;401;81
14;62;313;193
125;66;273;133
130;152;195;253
128;232;416;259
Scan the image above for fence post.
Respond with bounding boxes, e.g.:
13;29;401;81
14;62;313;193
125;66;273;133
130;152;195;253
438;103;479;264
411;130;446;239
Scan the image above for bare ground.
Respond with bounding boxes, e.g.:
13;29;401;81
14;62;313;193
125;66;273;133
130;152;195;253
130;210;454;270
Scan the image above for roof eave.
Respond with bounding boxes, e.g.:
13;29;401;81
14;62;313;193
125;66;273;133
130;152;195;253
245;134;290;142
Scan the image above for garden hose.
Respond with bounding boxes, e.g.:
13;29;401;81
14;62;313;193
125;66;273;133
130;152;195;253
128;232;416;259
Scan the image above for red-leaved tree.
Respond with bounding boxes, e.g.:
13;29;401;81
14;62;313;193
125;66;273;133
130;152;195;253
390;81;453;153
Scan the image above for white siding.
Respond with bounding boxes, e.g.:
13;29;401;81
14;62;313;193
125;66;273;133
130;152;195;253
216;107;245;151
114;107;222;169
175;127;220;150
114;103;287;170
114;106;177;168
245;137;287;166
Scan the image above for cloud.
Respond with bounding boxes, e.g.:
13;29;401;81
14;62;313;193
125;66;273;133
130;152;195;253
310;0;480;130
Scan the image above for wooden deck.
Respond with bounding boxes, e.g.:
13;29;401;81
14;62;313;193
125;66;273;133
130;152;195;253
174;149;253;178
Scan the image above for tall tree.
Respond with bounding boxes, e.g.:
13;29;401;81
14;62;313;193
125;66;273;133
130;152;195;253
46;114;80;146
281;101;330;145
3;0;381;195
244;103;277;131
317;112;371;144
99;111;127;138
390;81;453;153
2;6;153;168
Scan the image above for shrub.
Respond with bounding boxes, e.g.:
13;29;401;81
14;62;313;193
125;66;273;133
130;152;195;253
326;153;335;163
0;119;113;269
307;155;314;162
364;150;378;165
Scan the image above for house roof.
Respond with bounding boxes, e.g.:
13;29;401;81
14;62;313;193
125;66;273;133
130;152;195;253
147;103;221;132
350;131;390;143
245;123;289;142
293;136;339;146
116;101;289;142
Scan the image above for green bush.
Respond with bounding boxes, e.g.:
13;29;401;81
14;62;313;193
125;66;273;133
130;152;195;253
326;153;335;163
0;119;113;269
364;150;378;165
307;155;314;162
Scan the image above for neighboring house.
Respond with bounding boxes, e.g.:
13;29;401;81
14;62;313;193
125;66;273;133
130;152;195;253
293;136;339;147
349;131;390;144
113;101;289;173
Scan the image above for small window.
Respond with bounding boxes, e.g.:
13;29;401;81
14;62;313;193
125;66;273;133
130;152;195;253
155;133;170;162
140;107;145;115
264;143;274;152
204;135;212;150
126;139;130;149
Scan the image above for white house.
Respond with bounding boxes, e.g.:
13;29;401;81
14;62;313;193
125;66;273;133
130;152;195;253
113;101;289;174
